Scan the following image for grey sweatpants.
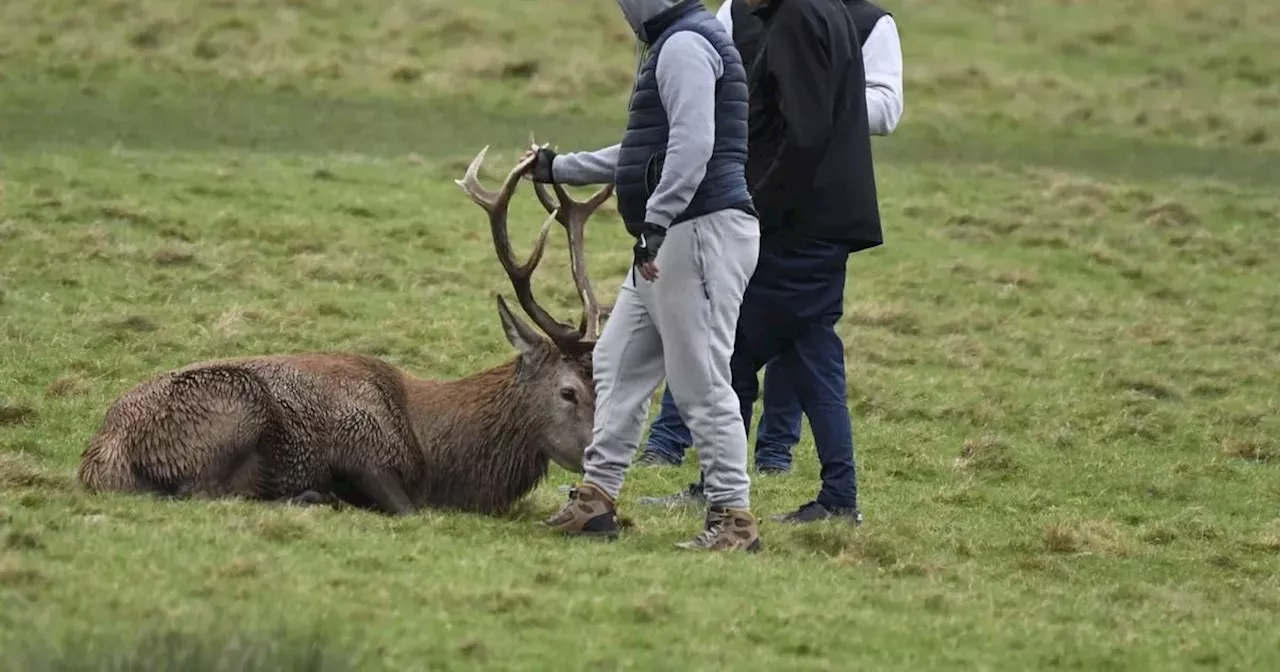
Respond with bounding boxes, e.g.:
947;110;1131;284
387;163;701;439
582;207;760;509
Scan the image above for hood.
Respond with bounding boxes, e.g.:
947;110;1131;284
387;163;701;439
617;0;695;42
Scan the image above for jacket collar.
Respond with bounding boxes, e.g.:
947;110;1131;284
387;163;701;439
639;0;704;43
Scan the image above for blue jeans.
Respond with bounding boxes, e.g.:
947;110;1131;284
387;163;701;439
646;359;803;471
653;235;860;509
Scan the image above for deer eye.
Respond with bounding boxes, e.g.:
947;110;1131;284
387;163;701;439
559;387;578;404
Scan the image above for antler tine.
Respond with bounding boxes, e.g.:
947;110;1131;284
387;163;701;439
455;146;580;345
454;145;499;211
525;207;558;277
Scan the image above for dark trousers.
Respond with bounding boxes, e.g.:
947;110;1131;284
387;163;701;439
647;356;803;470
683;235;860;509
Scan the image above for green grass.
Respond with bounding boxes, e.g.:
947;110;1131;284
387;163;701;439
2;0;1279;669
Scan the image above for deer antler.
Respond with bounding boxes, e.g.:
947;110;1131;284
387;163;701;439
524;141;612;342
455;145;597;353
532;181;612;341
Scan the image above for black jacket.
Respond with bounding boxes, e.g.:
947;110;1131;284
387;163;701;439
730;0;889;65
742;0;883;252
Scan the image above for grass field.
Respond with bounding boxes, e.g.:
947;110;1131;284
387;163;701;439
2;0;1279;669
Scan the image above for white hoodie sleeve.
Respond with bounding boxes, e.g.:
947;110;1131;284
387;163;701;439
861;14;904;136
716;0;734;34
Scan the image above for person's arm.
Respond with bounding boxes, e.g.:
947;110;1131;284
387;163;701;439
861;15;904;136
551;144;621;186
750;5;837;226
644;31;723;229
715;0;734;34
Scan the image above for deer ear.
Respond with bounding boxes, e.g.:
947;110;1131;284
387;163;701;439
496;294;543;357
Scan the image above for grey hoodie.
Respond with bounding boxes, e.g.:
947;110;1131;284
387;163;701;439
551;0;726;230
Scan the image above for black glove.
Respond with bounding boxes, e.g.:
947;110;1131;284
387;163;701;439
632;224;666;269
530;147;557;183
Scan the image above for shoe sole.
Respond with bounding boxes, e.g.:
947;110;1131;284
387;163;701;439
769;515;862;526
565;529;619;542
637;498;706;508
545;518;621;541
674;538;763;553
544;518;621;541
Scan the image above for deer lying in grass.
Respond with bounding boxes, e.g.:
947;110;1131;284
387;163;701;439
77;147;613;516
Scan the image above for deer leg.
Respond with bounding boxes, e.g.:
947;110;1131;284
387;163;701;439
285;490;339;507
326;408;423;516
341;467;414;516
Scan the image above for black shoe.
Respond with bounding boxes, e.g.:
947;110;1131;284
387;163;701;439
638;482;706;508
635;449;682;467
756;465;791;476
770;500;862;525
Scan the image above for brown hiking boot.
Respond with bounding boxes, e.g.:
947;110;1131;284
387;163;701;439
543;482;620;540
675;505;763;552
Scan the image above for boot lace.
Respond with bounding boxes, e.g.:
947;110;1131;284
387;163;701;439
689;514;729;548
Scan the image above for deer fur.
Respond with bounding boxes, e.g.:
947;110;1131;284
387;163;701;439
77;148;613;516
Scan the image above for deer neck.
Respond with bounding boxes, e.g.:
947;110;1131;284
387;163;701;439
399;358;549;513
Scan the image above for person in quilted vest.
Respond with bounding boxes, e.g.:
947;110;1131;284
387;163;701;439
531;0;764;552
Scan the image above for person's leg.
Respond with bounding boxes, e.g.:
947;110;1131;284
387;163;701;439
728;236;831;440
544;274;666;539
639;236;810;509
635;385;692;467
765;239;862;525
767;319;861;523
635;472;709;508
651;209;763;551
754;355;804;473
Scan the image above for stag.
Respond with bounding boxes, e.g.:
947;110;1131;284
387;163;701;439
77;147;613;516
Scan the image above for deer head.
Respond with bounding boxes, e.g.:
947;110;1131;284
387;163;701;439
455;146;612;474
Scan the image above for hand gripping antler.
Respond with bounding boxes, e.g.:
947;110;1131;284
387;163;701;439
455;145;601;354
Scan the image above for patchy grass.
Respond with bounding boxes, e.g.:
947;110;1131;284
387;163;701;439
2;0;1278;150
1;0;1278;670
8;627;358;672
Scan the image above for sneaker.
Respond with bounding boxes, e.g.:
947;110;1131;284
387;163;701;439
675;505;763;552
637;482;706;508
543;482;620;540
770;500;862;525
635;449;682;467
756;465;791;476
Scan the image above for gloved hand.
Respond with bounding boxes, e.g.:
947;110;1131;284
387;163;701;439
525;146;557;183
632;224;665;282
